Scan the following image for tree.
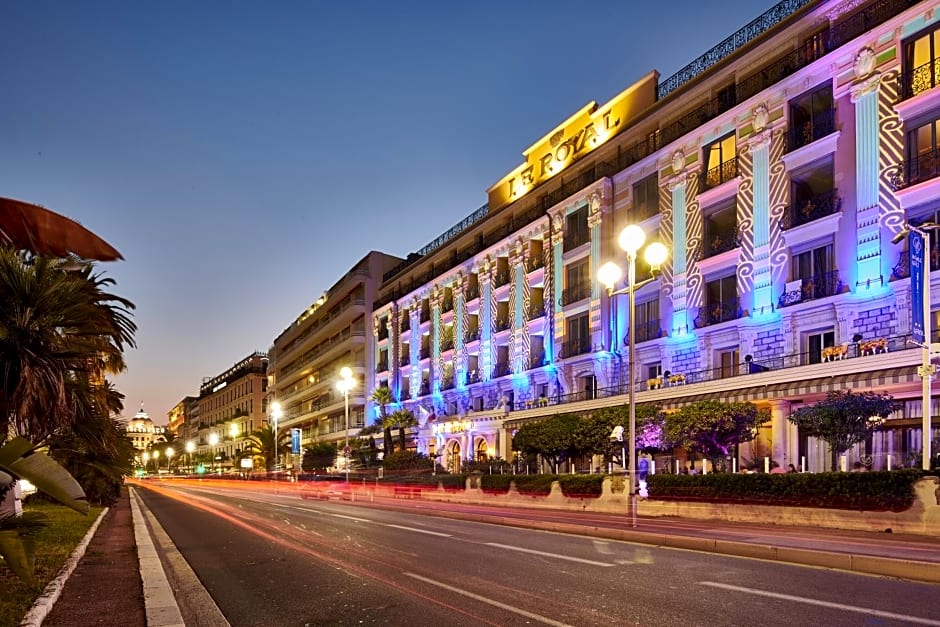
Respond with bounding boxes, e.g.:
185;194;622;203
788;390;900;470
664;400;769;466
391;409;417;450
512;413;581;472
575;405;665;461
370;386;394;454
302;442;337;472
240;425;291;471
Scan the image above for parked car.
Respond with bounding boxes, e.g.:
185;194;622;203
300;475;353;501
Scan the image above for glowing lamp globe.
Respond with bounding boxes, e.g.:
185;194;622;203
597;261;623;290
618;225;646;255
644;241;669;268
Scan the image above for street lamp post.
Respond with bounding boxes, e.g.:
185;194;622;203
599;224;669;528
337;366;356;483
152;449;160;475
270;402;283;474
185;440;195;474
166;447;174;473
143;451;150;474
208;432;219;474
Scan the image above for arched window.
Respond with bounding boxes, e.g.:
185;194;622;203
448;441;461;472
476;438;489;462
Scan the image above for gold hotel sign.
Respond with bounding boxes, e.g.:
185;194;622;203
487;71;657;211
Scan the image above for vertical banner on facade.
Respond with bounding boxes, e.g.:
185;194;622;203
290;428;301;455
911;230;926;344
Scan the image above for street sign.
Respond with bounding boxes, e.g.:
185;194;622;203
290;428;301;455
911;230;926;344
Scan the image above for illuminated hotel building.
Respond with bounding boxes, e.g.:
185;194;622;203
197;351;268;468
125;404;167;457
268;252;402;460
371;0;940;472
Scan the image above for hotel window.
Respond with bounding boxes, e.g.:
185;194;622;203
563;206;590;252
702;133;737;190
562;261;591;305
903;26;940;99
565;313;591;358
703;201;738;258
632;173;659;221
645;363;662;381
806;329;835;365
788;83;835;152
633;299;660;344
697;275;738;327
903;117;940;188
717;348;739;379
791;243;838;303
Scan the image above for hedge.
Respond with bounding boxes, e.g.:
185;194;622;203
511;474;557;496
479;474;513;494
557;474;605;497
378;473;466;489
647;470;934;511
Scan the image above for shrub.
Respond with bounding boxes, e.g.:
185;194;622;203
463;458;512;474
512;474;557;496
479;474;513;494
382;450;433;471
647;470;932;511
557;474;605;497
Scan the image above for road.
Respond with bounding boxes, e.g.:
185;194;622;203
135;481;940;626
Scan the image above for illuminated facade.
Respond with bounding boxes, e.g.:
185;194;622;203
124;404;167;455
197;351;268;469
371;0;940;472
269;252;402;461
167;395;197;438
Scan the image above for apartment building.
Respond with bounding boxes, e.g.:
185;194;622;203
371;0;940;473
269;251;402;461
197;351;268;469
167;395;197;438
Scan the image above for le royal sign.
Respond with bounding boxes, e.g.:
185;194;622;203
487;71;657;211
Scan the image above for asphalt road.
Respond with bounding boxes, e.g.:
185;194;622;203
136;483;940;626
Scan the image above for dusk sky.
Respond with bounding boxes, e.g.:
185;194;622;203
2;0;773;424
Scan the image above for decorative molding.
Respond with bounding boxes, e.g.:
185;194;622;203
850;72;882;102
780;130;840;172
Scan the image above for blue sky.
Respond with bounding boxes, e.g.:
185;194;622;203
1;0;773;423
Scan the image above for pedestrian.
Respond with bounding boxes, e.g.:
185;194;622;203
787;463;797;473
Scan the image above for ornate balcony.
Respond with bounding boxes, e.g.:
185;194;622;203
526;256;545;272
375;360;388;373
401;318;410;332
563;229;590;252
441;295;453;313
419;307;430;323
902;58;940;100
495;268;511;287
377;326;389;341
693;298;742;328
786;109;835;153
778;270;841;308
419;347;430;360
529;352;546;369
495;318;511;332
702;226;740;258
399;354;410;367
527;302;545;321
634;319;662;344
494;361;510;377
560;282;591;306
465;284;480;301
465;326;481;342
441;336;455;352
781;190;841;230
562;338;592;358
829;0;919;51
701;157;738;191
890;149;940;190
892;249;940;280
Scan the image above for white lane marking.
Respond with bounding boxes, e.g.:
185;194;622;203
485;542;614;567
700;582;940;626
331;513;370;523
404;572;575;627
383;524;452;537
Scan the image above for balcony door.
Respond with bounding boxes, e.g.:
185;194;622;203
904;26;940;98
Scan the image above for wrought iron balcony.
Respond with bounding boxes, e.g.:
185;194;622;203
633;319;662;344
419;347;430;360
702;226;740;258
781;190;841;230
736;42;830;104
495;268;511;287
563;229;591;252
829;0;919;51
441;295;453;313
562;338;592;359
494;361;510;377
465;284;480;301
441;337;455;352
441;376;454;391
465;326;481;342
495;318;511;332
786;109;835;153
890;149;940;190
419;307;430;323
468;370;481;384
375;360;388;373
527;302;545;321
399;354;410;367
778;270;841;308
529;352;546;369
560;282;591;306
902;57;940;100
693;298;742;328
401;318;410;332
701;157;738;191
377;326;389;341
526;256;545;272
893;249;940;280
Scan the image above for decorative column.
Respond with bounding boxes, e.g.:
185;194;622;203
668;151;690;336
748;105;775;316
430;286;442;396
588;191;612;387
479;256;495;382
409;298;421;400
389;304;400;401
453;273;467;388
509;239;528;374
543;228;557;363
550;213;565;356
851;47;884;291
769;400;791;468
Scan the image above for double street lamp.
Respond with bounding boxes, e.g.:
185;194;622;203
208;432;219;473
598;224;669;528
185;440;195;474
270;401;283;473
166;447;174;473
336;366;356;483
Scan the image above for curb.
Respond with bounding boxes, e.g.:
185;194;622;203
19;507;109;627
129;487;185;627
357;499;940;584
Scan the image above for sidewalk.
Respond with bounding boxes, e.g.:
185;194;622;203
22;485;940;625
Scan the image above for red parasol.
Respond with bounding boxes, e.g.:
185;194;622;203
0;197;123;261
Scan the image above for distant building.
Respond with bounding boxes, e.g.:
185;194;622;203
268;251;402;464
167;395;197;438
197;351;268;470
124;404;167;458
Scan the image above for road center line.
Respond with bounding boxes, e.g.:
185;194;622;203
331;513;371;523
699;582;940;626
403;572;575;627
383;524;452;537
485;542;614;567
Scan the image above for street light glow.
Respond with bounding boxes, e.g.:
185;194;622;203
618;224;646;255
597;261;623;291
644;241;669;267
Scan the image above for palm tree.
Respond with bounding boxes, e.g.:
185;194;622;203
0;249;136;444
240;424;291;472
391;409;417;451
370;386;394;454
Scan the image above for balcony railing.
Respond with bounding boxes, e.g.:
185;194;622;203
441;337;455;352
787;109;836;152
890;149;940;191
562;338;592;359
736;43;830;104
902;57;940;100
495;268;511;287
829;0;919;52
527;302;545;321
563;229;591;252
466;326;481;342
560;283;591;306
778;270;841;308
419;347;430;360
633;319;662;344
702;226;740;258
693;298;742;328
892;249;940;280
441;296;453;313
526;256;545;272
401;318;410;332
399;354;410;367
781;190;841;230
530;352;546;368
441;376;454;391
465;284;480;301
377;326;389;341
494;361;510;377
419;307;430;323
376;360;388;373
495;318;511;332
701;157;738;191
